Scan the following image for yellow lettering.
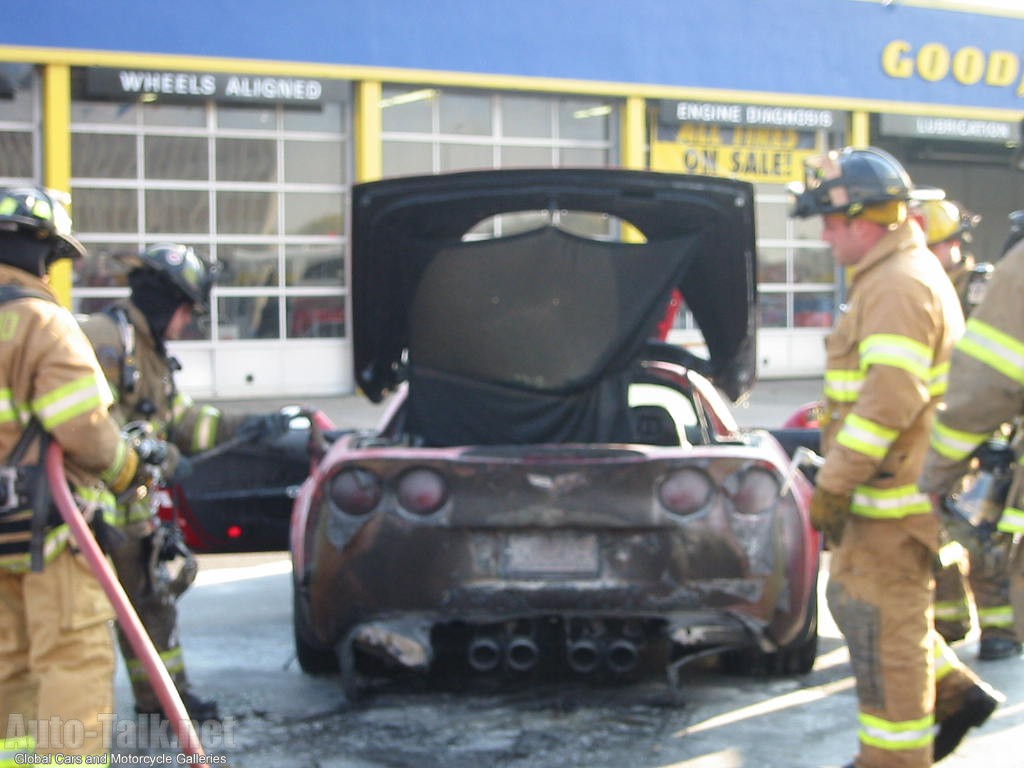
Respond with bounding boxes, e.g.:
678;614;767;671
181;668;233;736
917;43;951;82
676;125;721;144
952;46;985;84
987;51;1019;86
882;40;914;79
0;312;18;340
733;127;798;148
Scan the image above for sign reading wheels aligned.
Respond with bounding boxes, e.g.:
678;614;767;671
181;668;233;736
83;67;346;107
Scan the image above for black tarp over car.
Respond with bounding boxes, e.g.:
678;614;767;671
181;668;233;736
351;169;757;446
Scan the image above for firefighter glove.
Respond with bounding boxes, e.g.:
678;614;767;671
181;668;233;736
810;486;852;545
237;410;292;444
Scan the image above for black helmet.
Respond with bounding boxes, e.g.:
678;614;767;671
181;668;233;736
1001;209;1024;259
789;147;940;219
0;187;87;275
128;243;219;313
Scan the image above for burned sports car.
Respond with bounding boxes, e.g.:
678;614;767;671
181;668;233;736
290;168;820;696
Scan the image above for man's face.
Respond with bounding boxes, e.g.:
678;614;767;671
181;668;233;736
820;214;863;267
165;303;193;340
930;239;962;270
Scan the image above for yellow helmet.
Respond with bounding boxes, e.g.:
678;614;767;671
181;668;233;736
920;199;981;246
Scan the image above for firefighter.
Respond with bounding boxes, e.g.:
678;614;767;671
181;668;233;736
78;243;291;722
0;187;157;764
921;215;1024;664
917;199;1021;659
789;147;1001;767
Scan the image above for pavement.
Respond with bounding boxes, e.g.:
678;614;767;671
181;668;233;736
211;376;826;432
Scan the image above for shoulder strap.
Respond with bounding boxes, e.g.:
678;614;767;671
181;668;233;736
105;306;139;395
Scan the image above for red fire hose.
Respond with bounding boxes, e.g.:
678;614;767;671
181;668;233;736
45;442;205;759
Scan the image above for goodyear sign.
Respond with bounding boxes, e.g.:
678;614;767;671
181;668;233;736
652;123;820;184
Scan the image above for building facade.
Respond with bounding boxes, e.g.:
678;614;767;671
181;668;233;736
2;0;1023;397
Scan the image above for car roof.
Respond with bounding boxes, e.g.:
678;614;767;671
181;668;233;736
351;168;758;405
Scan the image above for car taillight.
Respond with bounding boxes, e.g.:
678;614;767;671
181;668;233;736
730;466;780;515
329;468;383;516
658;467;713;516
397;468;448;516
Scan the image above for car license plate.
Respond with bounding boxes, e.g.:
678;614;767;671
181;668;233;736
505;532;599;576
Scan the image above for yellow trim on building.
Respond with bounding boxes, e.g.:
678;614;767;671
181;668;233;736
355;80;383;183
3;44;1022;123
42;63;73;309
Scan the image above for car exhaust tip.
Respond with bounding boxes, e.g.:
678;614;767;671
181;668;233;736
467;635;503;673
566;639;601;674
505;635;540;672
606;638;639;674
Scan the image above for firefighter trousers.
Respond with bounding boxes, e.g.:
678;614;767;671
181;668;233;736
107;520;191;713
827;517;982;768
0;547;115;762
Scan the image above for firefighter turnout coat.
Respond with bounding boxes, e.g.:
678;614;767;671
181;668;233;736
818;220;983;768
921;239;1024;638
78;299;246;714
0;264;141;763
0;265;137;568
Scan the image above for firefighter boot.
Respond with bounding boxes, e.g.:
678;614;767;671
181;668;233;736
136;689;220;722
934;681;1003;761
978;636;1022;661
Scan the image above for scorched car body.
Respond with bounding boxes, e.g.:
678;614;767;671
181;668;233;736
289;168;820;696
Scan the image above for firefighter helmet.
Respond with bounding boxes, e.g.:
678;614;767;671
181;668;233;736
128;243;219;314
920;199;981;246
1002;209;1024;258
789;147;941;220
0;187;87;276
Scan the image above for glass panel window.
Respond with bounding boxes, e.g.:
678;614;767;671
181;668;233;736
381;87;436;132
71;100;138;125
71;82;351;350
217;106;277;131
382;87;616;180
0;74;35;121
73;243;134;290
560;147;608;167
284;139;344;184
141;102;206;128
72;134;137;179
146;189;210;234
217;296;279;340
284;192;344;235
286;245;344;287
218;243;279;288
559;100;611;141
382;141;433;176
287;295;345;338
758;247;788;283
759;292;788;328
0;133;34;178
794;291;835;328
440;143;492;172
794;245;834;284
284;102;344;132
501;145;551;168
792;215;824;241
216;137;276;182
439;92;491;135
216;190;276;235
502;96;552;138
146;135;209;180
72;188;139;233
